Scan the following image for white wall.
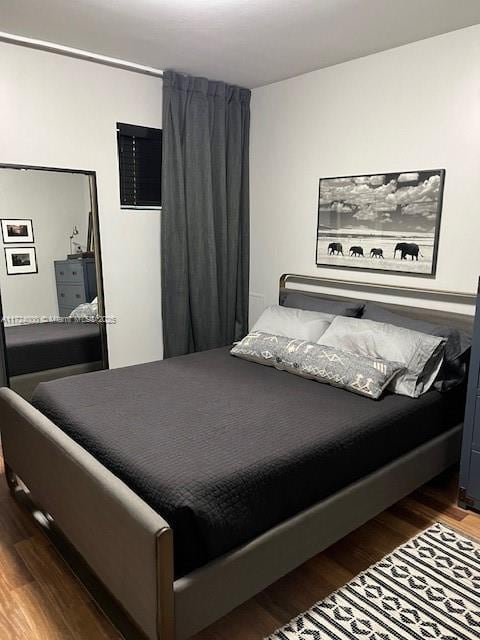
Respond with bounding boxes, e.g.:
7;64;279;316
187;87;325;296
250;26;480;321
0;43;163;368
0;169;90;320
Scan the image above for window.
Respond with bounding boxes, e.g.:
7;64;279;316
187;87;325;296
116;123;162;209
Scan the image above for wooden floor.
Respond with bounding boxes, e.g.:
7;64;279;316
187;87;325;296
1;457;479;640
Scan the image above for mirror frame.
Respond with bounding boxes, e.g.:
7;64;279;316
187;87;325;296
0;163;109;389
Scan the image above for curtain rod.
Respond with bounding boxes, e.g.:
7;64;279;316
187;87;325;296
0;31;164;78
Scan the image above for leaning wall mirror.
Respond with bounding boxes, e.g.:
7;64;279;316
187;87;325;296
0;165;108;399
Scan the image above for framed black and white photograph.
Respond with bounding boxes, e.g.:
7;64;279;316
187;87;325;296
4;247;38;275
316;169;445;275
1;218;34;244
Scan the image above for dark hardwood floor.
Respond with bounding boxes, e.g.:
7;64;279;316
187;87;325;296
0;454;478;640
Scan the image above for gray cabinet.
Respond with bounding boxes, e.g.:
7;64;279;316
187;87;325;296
54;257;97;316
459;278;480;512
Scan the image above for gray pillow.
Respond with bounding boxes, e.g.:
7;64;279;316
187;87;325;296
362;302;471;391
251;305;332;342
280;291;364;317
231;331;404;400
318;316;445;398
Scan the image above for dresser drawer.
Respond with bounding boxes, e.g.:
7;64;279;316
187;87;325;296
57;284;86;309
467;450;480;504
472;396;480;451
55;261;85;284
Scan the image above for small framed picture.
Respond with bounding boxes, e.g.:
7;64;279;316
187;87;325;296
4;247;38;275
1;218;34;244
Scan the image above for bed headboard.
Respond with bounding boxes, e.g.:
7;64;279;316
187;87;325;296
279;273;477;333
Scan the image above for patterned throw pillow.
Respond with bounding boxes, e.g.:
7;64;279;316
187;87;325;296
68;299;98;321
231;332;404;400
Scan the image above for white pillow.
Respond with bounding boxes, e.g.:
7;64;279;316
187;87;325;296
318;316;445;398
251;305;332;342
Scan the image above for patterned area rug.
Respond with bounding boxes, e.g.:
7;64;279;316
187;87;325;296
267;522;480;639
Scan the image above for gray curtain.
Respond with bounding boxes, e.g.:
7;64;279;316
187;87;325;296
161;70;251;357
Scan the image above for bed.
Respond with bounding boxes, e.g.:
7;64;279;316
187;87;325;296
4;321;103;398
0;275;475;640
5;321;102;376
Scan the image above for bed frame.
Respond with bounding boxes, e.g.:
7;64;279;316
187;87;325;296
9;360;104;401
0;274;476;640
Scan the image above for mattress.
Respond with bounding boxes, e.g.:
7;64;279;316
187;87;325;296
5;322;102;376
31;347;465;578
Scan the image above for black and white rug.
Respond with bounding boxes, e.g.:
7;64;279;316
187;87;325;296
267;522;480;639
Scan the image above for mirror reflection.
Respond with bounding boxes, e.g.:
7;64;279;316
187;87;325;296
0;167;108;399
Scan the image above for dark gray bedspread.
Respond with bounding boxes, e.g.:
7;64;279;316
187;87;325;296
5;322;102;376
31;347;465;577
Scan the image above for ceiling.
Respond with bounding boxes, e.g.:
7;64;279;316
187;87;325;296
1;0;480;88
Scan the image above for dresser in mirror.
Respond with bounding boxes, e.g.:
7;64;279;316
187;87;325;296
0;165;108;399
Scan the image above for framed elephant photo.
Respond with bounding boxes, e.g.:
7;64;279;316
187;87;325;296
315;169;445;276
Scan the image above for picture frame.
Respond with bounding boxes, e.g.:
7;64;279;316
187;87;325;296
316;169;445;276
1;218;34;244
4;247;38;275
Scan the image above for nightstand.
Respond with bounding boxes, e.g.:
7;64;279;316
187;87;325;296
54;257;97;316
459;278;480;512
